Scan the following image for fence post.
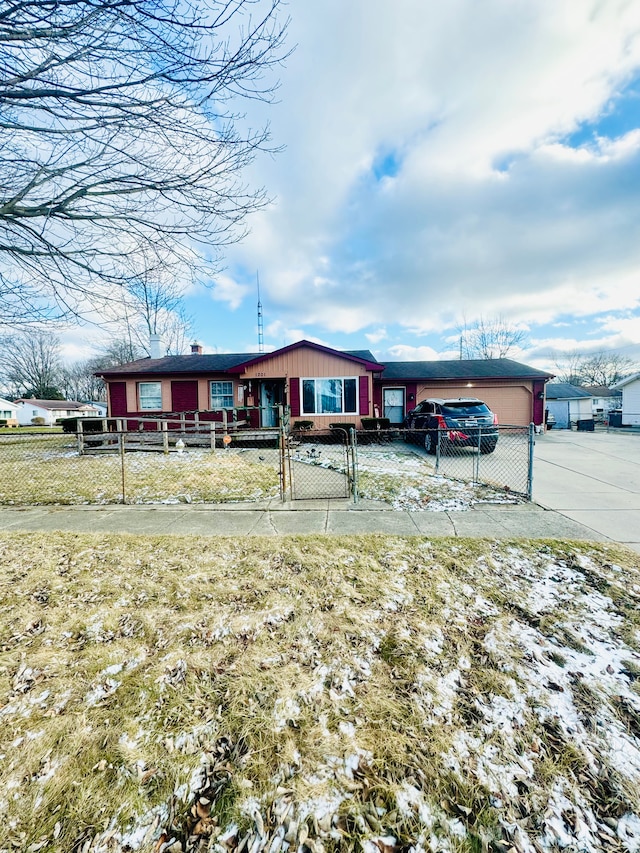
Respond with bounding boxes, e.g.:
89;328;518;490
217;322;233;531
350;428;359;504
118;419;126;503
162;421;169;455
435;428;441;472
210;422;216;451
77;419;84;455
279;424;287;501
527;423;535;501
474;427;482;482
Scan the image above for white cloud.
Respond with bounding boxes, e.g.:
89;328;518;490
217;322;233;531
385;344;440;361
211;274;251;311
365;328;388;344
221;0;640;343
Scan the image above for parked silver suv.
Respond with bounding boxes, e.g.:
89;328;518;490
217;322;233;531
403;397;499;454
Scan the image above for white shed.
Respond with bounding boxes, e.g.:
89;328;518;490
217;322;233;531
612;374;640;426
545;384;593;429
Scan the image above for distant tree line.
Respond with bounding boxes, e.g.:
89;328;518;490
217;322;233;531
0;328;180;402
552;350;636;387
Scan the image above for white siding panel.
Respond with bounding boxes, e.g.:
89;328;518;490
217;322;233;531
622;379;640;425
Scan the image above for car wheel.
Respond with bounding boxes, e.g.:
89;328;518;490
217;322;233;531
480;441;497;454
424;432;437;454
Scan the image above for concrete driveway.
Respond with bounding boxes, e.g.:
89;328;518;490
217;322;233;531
532;429;640;553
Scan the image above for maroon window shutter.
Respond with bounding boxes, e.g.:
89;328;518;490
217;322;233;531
359;376;370;417
171;380;198;413
109;382;127;416
289;378;300;417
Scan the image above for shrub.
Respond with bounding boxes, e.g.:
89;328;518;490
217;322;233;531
60;417;105;434
0;419;6;426
31;417;46;425
292;420;314;431
361;417;391;431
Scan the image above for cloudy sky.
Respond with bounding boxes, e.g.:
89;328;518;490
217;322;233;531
93;1;640;369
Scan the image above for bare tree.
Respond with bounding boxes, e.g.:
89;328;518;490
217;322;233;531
117;277;193;356
0;0;289;325
458;315;528;360
98;339;146;367
553;350;635;387
60;359;107;402
0;330;63;398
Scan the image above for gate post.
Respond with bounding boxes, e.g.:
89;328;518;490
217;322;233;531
527;423;535;501
350;428;359;504
279;423;290;502
77;419;84;456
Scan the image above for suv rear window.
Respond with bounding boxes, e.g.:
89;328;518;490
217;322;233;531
440;402;491;417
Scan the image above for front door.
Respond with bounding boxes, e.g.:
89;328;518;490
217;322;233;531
260;381;285;427
383;387;405;424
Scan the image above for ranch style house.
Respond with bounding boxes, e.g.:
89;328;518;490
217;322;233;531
97;339;553;429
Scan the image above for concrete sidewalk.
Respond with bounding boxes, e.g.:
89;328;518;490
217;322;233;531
0;499;611;541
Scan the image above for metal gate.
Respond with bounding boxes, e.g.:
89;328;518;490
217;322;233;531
281;426;355;500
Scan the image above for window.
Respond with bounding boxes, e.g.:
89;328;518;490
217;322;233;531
210;381;234;409
301;378;358;415
138;382;162;410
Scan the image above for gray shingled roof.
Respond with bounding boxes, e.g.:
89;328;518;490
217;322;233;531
545;383;593;400
14;398;98;410
98;349;379;377
380;358;552;381
98;352;260;376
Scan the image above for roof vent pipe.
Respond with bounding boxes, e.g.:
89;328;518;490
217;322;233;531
149;334;163;359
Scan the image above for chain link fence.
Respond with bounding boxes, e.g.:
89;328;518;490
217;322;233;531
352;426;534;503
0;428;282;506
0;422;534;506
283;427;353;500
409;425;534;497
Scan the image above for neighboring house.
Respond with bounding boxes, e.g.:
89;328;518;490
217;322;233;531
611;374;640;426
544;384;593;429
97;340;553;429
0;397;19;427
583;385;622;419
87;401;108;417
14;399;101;426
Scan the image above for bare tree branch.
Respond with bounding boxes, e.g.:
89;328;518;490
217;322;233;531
457;315;528;360
0;0;289;325
553;349;636;387
0;328;63;396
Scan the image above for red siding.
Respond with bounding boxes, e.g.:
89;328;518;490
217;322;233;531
109;382;127;417
533;380;545;425
406;383;418;410
359;376;370;417
290;378;300;417
171;380;198;413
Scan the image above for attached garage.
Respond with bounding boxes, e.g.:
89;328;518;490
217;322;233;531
412;382;532;426
375;358;552;427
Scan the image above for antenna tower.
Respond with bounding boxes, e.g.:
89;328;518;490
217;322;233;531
257;272;264;353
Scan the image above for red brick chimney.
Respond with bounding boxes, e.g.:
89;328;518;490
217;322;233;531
191;342;203;355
